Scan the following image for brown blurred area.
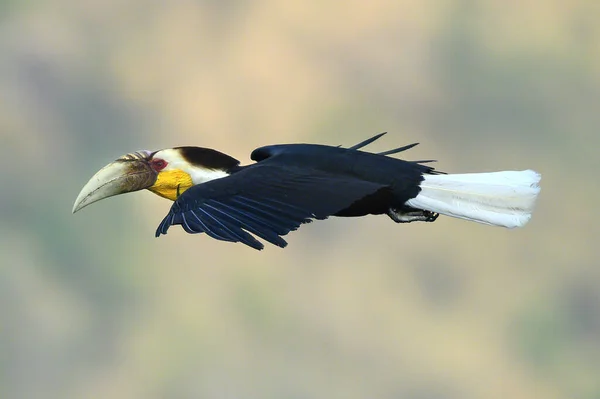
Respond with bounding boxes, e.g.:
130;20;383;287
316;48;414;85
1;1;599;398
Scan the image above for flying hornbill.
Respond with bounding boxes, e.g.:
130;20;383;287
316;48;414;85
72;133;541;250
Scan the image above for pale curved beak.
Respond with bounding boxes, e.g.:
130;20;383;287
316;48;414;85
72;151;157;213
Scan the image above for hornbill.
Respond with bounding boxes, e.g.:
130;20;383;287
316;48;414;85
72;134;541;250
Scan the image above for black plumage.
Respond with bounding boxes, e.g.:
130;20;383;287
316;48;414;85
175;146;240;170
156;134;439;250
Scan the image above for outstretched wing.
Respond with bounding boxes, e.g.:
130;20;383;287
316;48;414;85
155;164;387;250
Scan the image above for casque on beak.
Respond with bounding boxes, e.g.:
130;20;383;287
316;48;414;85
72;151;158;213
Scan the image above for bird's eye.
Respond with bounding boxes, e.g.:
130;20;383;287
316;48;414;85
151;159;168;171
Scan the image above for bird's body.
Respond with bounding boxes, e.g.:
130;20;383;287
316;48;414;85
249;142;432;215
73;134;541;250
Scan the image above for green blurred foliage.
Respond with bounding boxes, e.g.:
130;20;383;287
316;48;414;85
1;1;599;398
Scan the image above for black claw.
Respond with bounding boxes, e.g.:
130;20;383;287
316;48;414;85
424;211;439;222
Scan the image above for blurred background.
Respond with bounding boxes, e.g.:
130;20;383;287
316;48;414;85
1;1;599;398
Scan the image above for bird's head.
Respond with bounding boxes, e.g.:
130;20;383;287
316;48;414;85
72;147;239;213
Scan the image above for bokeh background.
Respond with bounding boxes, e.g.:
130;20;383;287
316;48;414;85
2;1;599;398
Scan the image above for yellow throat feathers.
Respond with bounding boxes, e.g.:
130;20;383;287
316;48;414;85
148;170;194;201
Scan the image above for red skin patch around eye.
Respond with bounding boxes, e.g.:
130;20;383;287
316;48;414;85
151;159;168;171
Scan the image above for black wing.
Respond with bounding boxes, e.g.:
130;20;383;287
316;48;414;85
155;164;386;250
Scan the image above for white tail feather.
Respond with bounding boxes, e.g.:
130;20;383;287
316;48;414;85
405;170;541;228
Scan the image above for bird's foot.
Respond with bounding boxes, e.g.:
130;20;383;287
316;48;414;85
387;208;439;223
